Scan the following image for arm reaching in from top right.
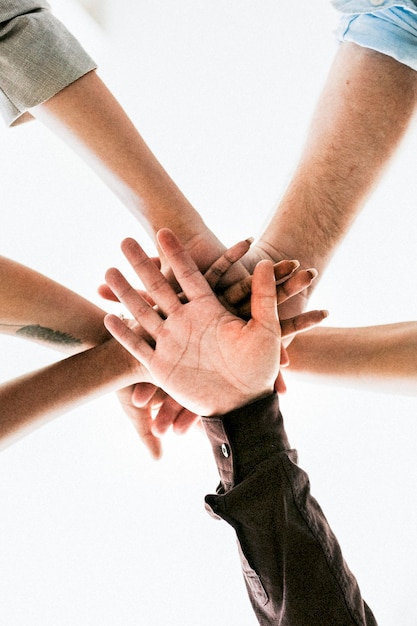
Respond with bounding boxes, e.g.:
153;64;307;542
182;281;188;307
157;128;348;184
240;41;417;318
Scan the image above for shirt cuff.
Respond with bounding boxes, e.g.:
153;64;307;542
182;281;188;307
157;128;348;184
336;7;417;72
0;5;97;126
201;393;291;492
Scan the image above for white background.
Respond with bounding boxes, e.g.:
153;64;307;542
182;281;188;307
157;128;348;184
1;1;417;624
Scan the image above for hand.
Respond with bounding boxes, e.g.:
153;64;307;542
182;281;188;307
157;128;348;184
226;242;312;320
104;229;282;416
131;384;201;436
161;228;250;291
98;237;253;304
99;239;323;331
100;240;256;438
116;384;162;459
117;383;200;456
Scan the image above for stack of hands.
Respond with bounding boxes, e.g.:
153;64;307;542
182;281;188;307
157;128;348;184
102;228;327;458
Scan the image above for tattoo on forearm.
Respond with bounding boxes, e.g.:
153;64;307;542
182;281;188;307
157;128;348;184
0;323;82;346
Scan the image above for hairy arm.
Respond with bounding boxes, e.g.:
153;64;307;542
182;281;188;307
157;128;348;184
287;322;417;394
250;42;417;300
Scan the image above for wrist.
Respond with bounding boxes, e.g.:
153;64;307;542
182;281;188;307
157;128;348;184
203;388;275;418
202;393;291;488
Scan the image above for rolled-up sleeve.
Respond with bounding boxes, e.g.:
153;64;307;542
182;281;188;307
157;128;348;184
333;2;417;71
0;1;96;125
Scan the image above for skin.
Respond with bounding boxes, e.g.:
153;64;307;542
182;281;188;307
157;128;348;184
31;71;239;283
11;23;417;437
31;43;417;339
287;323;417;396
27;27;417;393
243;43;417;320
0;243;251;457
104;229;283;417
0;242;325;453
0;255;109;352
0;254;164;455
32;42;417;311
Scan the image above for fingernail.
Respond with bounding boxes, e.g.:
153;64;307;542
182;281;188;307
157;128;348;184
245;236;255;245
307;268;318;280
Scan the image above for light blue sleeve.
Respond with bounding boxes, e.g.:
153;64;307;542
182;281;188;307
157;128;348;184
334;4;417;71
0;1;97;126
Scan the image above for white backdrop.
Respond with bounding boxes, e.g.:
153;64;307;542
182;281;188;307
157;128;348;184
1;1;417;624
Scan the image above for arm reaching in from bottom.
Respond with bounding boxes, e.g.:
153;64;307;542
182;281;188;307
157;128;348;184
103;231;374;624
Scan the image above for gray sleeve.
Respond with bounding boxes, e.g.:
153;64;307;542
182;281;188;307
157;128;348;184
0;1;97;126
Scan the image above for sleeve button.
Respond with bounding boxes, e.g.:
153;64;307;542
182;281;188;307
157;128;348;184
221;443;230;458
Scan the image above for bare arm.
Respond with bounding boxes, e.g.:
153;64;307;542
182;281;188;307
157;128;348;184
31;71;235;276
287;322;417;395
251;42;417;295
0;255;165;456
0;255;109;352
0;337;144;449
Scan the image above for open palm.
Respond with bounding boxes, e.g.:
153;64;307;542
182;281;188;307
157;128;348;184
104;229;281;417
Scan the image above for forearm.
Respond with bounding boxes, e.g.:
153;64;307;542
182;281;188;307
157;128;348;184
0;338;142;448
287;323;417;393
0;5;227;269
259;42;417;278
31;71;227;269
0;256;109;353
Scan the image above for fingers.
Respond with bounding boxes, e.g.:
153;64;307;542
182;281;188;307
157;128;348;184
222;260;312;320
204;238;253;289
98;283;120;302
131;382;160;407
151;394;198;436
156;229;214;302
280;346;290;367
277;268;318;305
250;260;279;332
273;260;301;283
274;371;287;394
223;259;300;307
172;408;201;435
120;238;182;317
104;312;155;366
116;387;162;460
98;283;156;307
281;309;329;338
105;267;163;341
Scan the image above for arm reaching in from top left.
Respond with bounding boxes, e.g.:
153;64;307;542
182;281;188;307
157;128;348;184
0;4;245;283
32;70;242;283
